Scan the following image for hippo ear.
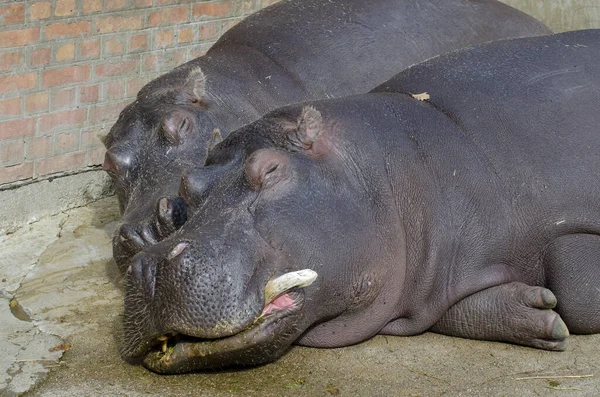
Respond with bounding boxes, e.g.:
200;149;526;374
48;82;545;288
160;109;196;146
245;149;290;191
206;128;223;154
182;67;206;104
285;106;323;151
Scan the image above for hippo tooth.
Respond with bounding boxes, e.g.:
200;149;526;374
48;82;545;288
157;335;169;353
264;269;318;305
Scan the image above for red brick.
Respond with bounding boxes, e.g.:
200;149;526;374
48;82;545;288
156;30;174;47
129;34;147;52
221;18;240;34
0;28;40;49
95;60;137;78
1;140;25;164
107;0;126;11
31;48;51;66
56;43;75;61
27;136;52;159
80;84;99;103
52;87;76;109
80;39;100;58
144;54;158;71
36;151;86;176
0;162;33;184
96;16;142;34
0;73;38;95
178;27;194;44
155;49;186;72
134;0;153;7
26;92;49;113
87;147;105;165
105;38;124;55
54;132;78;154
0;52;22;72
0;119;35;140
149;6;189;26
38;109;86;134
89;100;129;124
0;4;25;24
29;2;51;20
127;77;148;96
189;45;210;59
199;22;219;40
104;80;126;100
55;0;76;17
0;97;22;117
82;0;102;14
43;65;90;88
80;130;102;148
192;2;232;18
45;22;91;39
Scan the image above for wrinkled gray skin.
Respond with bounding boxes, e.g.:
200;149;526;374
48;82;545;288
103;0;552;272
123;30;600;374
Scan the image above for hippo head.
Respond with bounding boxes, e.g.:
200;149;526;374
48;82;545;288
121;104;407;373
103;67;225;271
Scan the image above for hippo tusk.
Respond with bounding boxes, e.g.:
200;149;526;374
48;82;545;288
264;269;318;305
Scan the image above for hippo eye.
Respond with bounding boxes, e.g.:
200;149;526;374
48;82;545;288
265;163;278;175
179;118;189;133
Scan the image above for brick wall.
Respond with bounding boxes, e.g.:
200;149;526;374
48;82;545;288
0;0;280;186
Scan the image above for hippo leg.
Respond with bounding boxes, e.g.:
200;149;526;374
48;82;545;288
544;233;600;334
429;282;569;350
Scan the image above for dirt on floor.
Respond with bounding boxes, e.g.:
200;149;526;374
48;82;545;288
1;196;598;397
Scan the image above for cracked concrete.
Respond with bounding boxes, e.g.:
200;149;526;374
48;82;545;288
1;196;599;396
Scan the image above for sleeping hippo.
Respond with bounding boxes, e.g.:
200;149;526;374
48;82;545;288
103;0;552;272
122;29;600;374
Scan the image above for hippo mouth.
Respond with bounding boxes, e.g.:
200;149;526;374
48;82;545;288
141;269;317;374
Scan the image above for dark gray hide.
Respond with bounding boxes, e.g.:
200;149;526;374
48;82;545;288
103;0;551;271
124;30;600;374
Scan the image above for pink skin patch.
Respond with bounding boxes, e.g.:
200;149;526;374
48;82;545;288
261;293;296;316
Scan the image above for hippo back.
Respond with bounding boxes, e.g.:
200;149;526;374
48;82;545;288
210;0;552;97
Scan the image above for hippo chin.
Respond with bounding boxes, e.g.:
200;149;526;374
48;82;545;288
122;29;600;374
103;0;552;272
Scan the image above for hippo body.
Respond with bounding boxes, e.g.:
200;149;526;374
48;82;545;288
104;0;551;271
123;29;600;373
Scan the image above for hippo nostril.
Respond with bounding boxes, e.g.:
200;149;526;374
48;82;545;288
167;242;189;260
119;224;145;250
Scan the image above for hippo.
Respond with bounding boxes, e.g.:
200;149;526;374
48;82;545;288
103;0;552;272
121;29;600;374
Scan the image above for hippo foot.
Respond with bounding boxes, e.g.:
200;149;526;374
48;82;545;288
114;197;187;272
430;282;569;350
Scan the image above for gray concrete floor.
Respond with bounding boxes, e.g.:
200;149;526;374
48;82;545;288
1;196;599;396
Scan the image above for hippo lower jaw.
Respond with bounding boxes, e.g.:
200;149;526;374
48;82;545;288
142;292;304;374
140;270;318;374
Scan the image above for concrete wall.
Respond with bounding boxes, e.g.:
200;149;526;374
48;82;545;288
501;0;600;32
